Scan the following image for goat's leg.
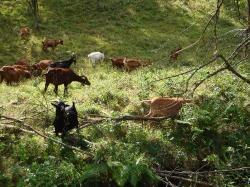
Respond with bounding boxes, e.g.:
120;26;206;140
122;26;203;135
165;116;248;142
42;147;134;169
145;109;153;117
44;82;49;92
54;85;58;95
91;60;96;68
64;84;68;96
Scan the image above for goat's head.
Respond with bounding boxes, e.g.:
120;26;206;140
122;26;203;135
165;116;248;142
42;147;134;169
71;53;77;64
80;75;91;86
51;101;69;114
58;39;64;45
24;71;31;79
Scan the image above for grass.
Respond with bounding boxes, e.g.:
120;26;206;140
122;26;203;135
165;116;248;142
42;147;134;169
0;0;250;186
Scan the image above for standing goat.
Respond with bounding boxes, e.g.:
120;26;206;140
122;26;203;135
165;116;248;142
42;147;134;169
87;52;104;67
51;101;79;137
49;54;76;68
42;39;63;51
110;57;125;69
44;68;90;95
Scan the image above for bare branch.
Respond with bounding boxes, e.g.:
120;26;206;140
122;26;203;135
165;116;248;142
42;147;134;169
156;166;250;175
79;115;173;129
175;0;224;55
216;54;250;84
0;115;92;156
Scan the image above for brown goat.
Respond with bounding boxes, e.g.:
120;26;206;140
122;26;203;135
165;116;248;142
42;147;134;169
143;97;191;118
44;68;90;95
0;67;31;84
31;60;53;76
15;58;29;66
110;57;125;68
20;27;30;38
12;65;30;71
170;47;182;61
123;58;150;72
33;60;53;70
42;39;63;51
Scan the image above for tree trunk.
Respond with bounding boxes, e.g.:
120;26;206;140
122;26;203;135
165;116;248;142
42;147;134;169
27;0;39;30
248;0;250;31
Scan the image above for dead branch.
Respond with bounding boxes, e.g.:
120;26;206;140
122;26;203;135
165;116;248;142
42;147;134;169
0;115;92;156
156;166;250;175
191;66;227;95
217;54;250;84
214;0;223;51
157;172;215;187
0;123;35;134
79;115;173;129
175;0;224;55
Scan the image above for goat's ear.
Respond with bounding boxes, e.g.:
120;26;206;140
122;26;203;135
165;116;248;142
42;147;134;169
72;102;75;107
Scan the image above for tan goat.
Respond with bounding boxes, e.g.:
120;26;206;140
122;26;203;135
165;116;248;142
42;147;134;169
143;97;191;117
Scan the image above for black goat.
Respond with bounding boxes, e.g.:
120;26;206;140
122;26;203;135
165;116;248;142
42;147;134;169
51;101;79;137
49;54;76;68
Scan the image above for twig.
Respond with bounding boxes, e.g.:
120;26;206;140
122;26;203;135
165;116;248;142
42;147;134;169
175;0;224;55
157;173;215;187
156;167;250;175
191;66;227;96
217;54;250;84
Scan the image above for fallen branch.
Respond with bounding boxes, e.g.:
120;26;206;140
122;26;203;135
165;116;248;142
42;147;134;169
156;166;250;175
0;123;35;134
0;115;92;156
157;172;215;187
79;115;172;129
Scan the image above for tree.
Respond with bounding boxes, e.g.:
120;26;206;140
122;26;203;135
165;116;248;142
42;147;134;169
26;0;39;30
154;0;250;96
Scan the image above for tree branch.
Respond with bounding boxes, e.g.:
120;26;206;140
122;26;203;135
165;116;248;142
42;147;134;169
0;115;92;156
216;54;250;84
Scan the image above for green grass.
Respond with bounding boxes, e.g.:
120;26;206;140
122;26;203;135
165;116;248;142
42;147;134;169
0;0;250;186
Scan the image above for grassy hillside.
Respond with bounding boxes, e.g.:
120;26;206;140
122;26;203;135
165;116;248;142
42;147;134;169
0;0;250;186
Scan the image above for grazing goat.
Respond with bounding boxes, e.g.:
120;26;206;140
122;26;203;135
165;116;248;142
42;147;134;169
143;97;191;118
123;58;151;72
12;65;30;71
49;54;76;68
31;60;53;76
0;66;31;84
110;57;125;68
15;58;28;66
42;39;63;51
51;101;79;137
20;27;30;38
33;60;53;70
87;52;104;67
170;47;182;61
44;68;90;95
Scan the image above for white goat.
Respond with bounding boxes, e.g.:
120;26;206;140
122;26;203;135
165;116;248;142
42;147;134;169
87;52;105;67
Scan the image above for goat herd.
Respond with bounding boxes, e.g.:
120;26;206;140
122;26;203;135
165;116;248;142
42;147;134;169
0;26;188;137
